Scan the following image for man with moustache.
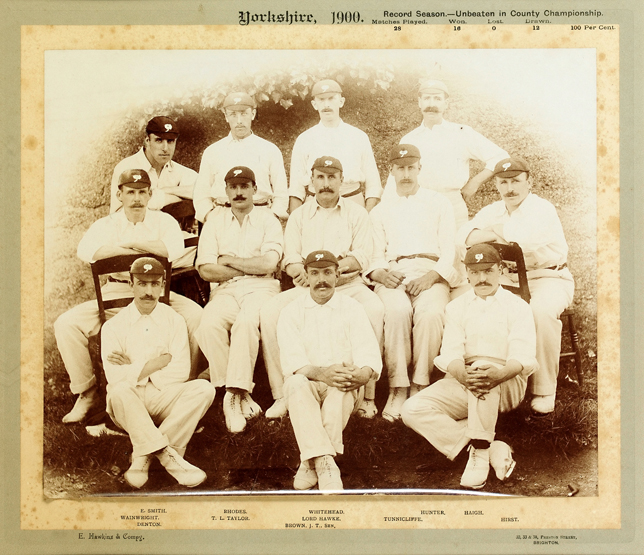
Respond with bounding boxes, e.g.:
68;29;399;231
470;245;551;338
110;116;198;213
193;92;289;221
384;79;508;228
194;166;283;433
402;244;537;490
367;145;459;421
278;250;382;491
102;257;214;489
260;156;384;420
457;157;574;414
54;169;204;423
288;79;382;213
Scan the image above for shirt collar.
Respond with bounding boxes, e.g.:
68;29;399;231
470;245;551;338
139;147;174;173
306;196;345;219
418;118;450;132
224;205;260;228
469;284;505;305
315;119;345;131
499;191;536;217
303;290;341;309
115;207;153;228
127;299;164;326
225;131;255;144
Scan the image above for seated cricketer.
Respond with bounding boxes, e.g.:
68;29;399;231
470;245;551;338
110;116;197;214
54;169;203;424
102;257;215;489
260;156;384;420
194;166;283;433
457;156;574;414
401;244;537;490
367;144;458;422
277;250;382;491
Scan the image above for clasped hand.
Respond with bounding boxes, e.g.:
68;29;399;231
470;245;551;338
322;363;371;392
461;363;505;400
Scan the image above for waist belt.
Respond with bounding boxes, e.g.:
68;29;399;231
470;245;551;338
543;263;568;271
215;199;270;207
107;276;130;284
394;254;439;263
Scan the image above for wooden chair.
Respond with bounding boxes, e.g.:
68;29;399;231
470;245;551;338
487;242;583;386
171;235;210;307
91;253;172;323
161;198;198;234
84;253;172;426
488;242;531;304
162;200;210;307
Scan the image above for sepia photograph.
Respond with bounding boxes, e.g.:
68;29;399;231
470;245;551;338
42;44;598;502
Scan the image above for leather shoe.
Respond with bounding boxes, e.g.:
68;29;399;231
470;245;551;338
356;398;378;419
156;446;206;487
124;454;151;489
382;387;408;422
531;393;556;415
489;440;516;480
314;455;343;492
265;398;287;419
62;386;99;423
293;459;318;490
223;391;246;433
460;445;490;490
240;392;262;420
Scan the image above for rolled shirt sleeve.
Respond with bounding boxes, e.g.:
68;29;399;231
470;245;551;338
77;210;184;264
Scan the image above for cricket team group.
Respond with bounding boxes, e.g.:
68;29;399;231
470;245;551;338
53;77;575;492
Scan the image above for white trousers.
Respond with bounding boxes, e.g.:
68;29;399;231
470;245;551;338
260;280;384;399
54;282;204;394
107;379;215;458
401;371;526;460
195;278;280;390
375;282;450;387
284;373;363;462
527;272;575;396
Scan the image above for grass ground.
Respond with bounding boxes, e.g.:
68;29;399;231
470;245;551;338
44;347;597;498
42;70;598;498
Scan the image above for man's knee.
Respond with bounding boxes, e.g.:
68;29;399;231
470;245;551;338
54;306;83;338
188;379;216;404
107;380;137;401
363;295;385;323
401;393;437;425
283;374;311;400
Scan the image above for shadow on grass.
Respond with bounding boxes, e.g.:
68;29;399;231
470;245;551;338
44;353;597;498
